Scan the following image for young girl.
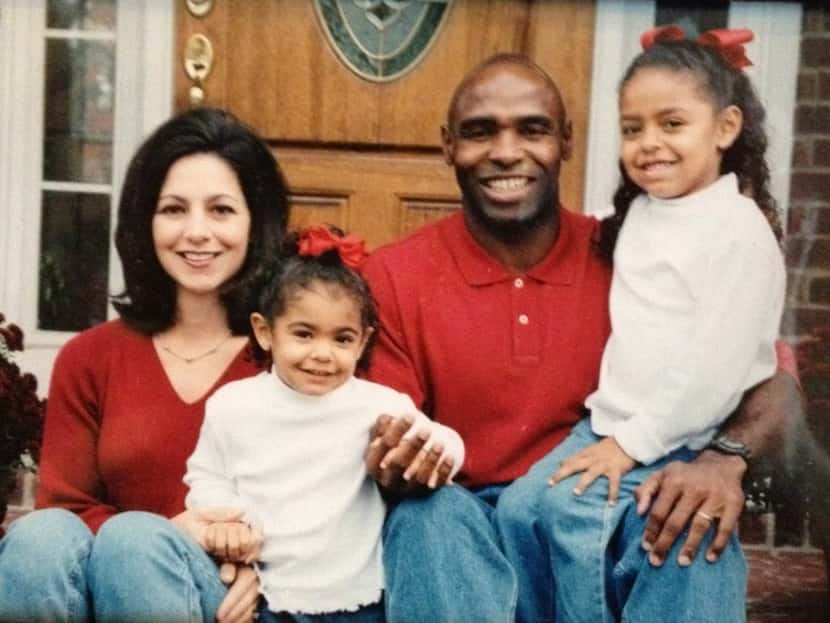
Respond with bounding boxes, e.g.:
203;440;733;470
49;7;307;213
182;225;465;622
515;27;785;623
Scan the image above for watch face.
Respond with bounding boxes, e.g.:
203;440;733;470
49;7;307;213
712;436;750;458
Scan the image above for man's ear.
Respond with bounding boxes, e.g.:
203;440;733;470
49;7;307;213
717;105;743;151
249;312;273;352
440;124;455;165
561;119;573;162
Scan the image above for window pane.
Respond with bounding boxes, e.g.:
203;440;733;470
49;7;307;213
38;192;111;332
43;38;116;184
47;0;117;32
655;0;729;35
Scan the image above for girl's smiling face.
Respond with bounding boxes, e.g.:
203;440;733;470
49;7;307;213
618;67;742;199
152;152;251;299
251;281;371;396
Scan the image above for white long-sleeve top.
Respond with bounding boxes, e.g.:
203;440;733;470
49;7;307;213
586;174;785;464
184;371;464;614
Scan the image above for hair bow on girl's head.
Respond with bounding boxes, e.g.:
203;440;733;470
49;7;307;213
297;225;369;270
640;25;754;69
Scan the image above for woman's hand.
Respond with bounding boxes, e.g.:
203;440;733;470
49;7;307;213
205;521;263;564
171;507;246;551
216;563;260;623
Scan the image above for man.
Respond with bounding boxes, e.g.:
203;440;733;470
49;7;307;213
362;54;800;622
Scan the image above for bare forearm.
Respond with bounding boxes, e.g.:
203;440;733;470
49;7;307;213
719;368;802;462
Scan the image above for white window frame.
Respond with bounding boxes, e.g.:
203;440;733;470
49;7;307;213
0;0;174;387
584;0;802;223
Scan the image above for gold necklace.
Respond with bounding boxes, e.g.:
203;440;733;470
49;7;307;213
158;331;233;364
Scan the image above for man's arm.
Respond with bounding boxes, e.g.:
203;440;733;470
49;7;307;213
634;366;803;566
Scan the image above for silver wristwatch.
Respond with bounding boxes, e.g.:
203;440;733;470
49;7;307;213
706;435;751;460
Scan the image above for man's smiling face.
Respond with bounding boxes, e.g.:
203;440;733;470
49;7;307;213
442;62;572;239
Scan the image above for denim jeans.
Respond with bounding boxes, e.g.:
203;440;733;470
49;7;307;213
0;508;92;623
258;600;384;623
384;418;747;623
0;509;227;623
496;417;747;622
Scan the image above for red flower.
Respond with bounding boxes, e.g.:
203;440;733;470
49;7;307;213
1;315;45;475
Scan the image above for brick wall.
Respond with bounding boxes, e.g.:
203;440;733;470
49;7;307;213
762;2;830;550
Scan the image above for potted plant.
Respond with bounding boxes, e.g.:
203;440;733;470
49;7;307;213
0;313;45;537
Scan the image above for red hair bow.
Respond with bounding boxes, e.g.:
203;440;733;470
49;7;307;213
640;25;754;70
297;225;369;270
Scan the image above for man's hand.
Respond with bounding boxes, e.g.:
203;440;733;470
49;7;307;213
366;414;452;496
216;563;259;623
402;439;456;489
634;450;746;567
549;437;636;505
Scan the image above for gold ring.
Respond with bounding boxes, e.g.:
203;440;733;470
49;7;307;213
696;510;714;522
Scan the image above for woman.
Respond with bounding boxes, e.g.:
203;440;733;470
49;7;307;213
0;107;288;623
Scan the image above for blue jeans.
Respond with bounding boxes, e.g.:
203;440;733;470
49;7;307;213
383;418;747;623
0;508;92;622
258;600;384;623
0;509;228;623
496;418;747;622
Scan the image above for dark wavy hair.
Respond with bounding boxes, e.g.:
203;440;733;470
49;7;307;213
111;107;289;335
250;228;379;372
598;39;783;263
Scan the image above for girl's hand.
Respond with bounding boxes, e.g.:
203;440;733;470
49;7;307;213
216;563;260;623
205;521;263;564
549;437;636;505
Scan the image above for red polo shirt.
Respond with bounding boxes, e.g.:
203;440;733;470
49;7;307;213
363;209;612;487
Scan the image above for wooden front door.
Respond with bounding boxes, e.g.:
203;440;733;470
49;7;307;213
175;0;596;249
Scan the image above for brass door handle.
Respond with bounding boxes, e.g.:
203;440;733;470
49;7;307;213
183;33;214;105
186;0;214;18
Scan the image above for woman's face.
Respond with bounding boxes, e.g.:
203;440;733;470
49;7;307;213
152;152;251;299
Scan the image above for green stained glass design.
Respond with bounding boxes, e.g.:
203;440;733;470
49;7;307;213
315;0;453;82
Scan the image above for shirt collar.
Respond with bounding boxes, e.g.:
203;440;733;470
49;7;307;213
439;208;585;287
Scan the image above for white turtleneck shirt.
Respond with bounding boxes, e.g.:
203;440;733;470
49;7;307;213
586;173;785;464
185;371;464;614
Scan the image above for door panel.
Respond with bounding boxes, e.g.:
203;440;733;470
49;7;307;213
175;0;596;248
276;147;458;249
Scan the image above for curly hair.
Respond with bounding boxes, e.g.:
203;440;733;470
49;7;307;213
249;228;379;372
112;107;289;335
598;39;783;263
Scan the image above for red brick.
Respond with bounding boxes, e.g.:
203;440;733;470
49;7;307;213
820;71;830;100
788;206;805;236
801;36;830;68
803;6;825;34
799;72;818;100
816;207;830;234
789;172;830;201
795;105;830;133
788;206;830;236
815;139;830;166
791;139;812;168
801;3;824;34
810;276;830;304
782;306;830;336
740;512;771;545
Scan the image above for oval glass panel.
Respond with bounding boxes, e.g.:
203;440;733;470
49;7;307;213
314;0;453;82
